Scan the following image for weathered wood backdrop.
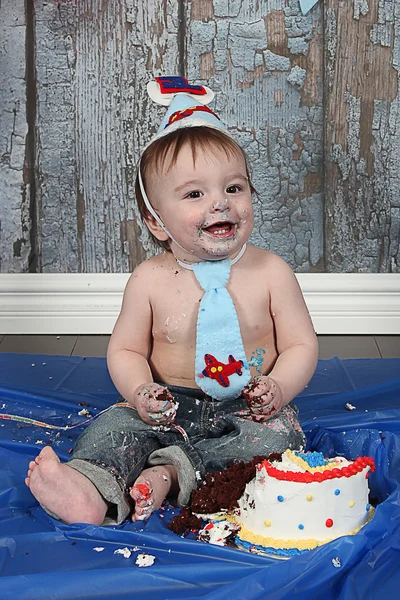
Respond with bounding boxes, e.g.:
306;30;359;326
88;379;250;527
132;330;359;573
1;0;399;274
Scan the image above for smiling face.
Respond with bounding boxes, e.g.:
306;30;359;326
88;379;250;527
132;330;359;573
145;139;254;263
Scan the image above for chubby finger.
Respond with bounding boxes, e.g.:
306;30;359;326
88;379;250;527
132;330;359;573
261;401;278;416
250;390;275;409
148;411;174;423
148;407;177;424
255;381;275;396
243;377;275;402
250;405;277;422
147;398;174;414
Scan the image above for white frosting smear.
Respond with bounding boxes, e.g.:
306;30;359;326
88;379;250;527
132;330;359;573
136;553;156;567
198;519;239;546
114;547;132;559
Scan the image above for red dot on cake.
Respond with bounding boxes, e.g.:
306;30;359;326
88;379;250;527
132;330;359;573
325;518;334;528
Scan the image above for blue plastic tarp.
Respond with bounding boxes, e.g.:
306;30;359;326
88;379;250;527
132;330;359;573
0;354;399;599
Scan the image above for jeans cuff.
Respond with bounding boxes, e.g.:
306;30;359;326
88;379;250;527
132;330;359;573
67;458;131;525
147;443;205;506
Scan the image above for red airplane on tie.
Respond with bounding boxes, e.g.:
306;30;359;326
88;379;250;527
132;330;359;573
201;353;244;387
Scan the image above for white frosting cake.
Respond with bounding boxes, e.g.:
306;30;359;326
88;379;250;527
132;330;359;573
232;450;375;555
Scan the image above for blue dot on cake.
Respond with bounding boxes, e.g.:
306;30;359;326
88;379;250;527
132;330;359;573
334;489;340;495
277;495;284;502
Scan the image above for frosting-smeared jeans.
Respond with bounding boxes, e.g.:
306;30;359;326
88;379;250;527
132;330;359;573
66;385;305;525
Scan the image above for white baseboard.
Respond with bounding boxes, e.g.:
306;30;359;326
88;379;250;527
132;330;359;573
0;273;399;335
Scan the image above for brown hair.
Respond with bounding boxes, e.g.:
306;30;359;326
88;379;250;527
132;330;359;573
135;126;257;251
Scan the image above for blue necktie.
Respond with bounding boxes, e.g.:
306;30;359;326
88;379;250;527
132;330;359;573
191;258;251;400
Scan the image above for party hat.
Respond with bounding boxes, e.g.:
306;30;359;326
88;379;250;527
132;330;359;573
146;76;228;144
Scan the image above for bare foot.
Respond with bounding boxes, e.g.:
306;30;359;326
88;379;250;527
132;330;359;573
130;464;178;522
26;446;108;525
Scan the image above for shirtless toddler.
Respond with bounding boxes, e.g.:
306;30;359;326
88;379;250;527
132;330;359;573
26;77;318;525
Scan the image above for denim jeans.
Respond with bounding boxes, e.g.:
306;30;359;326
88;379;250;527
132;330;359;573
67;385;305;525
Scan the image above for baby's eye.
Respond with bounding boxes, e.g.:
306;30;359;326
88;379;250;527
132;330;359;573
185;190;203;199
226;184;242;194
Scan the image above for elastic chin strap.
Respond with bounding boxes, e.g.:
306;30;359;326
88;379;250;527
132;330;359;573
137;162;188;253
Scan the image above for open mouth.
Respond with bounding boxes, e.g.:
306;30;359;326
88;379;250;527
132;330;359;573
202;221;236;239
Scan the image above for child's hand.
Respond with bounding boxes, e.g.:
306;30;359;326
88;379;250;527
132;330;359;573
133;383;178;426
243;376;284;421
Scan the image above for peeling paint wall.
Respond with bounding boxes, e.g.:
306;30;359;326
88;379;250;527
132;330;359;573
0;0;30;272
0;0;399;273
326;0;400;272
35;1;78;272
34;0;179;273
186;0;324;272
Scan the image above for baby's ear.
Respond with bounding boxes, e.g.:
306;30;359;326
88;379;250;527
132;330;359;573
143;211;170;242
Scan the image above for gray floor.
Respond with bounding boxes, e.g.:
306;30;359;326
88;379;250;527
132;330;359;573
0;334;399;359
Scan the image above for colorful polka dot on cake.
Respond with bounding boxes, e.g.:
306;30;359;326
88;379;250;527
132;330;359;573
325;518;334;528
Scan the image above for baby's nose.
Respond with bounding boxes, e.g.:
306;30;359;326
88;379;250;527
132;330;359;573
211;198;230;212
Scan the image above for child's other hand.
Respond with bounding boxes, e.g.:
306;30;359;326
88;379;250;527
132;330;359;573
243;376;284;421
133;383;178;425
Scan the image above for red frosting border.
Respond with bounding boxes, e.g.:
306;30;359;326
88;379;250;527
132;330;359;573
257;456;375;483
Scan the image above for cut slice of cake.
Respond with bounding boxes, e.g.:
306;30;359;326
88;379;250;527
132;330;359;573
169;449;376;557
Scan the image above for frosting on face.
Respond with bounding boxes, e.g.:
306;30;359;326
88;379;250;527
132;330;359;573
147;144;254;264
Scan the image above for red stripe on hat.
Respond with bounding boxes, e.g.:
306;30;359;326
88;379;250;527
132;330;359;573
166;105;220;128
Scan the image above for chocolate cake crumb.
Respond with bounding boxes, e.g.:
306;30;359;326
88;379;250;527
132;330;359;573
155;388;172;401
191;455;265;514
243;380;262;410
169;453;282;536
224;527;238;547
266;452;282;464
168;507;203;536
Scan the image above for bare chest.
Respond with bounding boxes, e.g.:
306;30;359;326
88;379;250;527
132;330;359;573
150;271;273;348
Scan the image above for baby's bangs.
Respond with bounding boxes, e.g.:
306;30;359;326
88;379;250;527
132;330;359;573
145;127;244;176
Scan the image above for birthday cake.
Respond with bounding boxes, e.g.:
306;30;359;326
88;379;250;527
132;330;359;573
170;450;375;557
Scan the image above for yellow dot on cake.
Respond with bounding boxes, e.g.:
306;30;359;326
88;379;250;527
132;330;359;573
349;500;355;507
264;520;271;527
306;494;313;501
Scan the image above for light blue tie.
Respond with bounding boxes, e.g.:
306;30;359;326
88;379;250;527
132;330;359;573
191;258;251;400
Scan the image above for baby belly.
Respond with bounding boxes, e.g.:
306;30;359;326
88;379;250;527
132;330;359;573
149;344;198;388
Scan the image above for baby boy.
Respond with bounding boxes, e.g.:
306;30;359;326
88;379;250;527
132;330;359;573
26;77;318;525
